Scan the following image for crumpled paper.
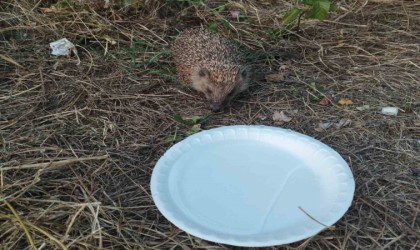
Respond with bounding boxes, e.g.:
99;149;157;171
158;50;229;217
50;38;77;56
50;38;80;65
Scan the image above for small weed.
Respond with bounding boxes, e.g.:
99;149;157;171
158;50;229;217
208;22;218;32
104;40;175;79
283;0;334;32
241;50;275;63
149;68;178;82
291;89;302;98
307;81;329;102
402;99;415;112
268;28;285;38
166;113;213;142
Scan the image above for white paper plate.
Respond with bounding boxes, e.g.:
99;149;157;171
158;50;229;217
151;125;355;247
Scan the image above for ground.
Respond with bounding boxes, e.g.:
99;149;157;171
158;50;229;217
0;0;419;249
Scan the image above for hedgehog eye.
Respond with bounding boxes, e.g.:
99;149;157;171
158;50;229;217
238;67;249;80
241;68;248;78
199;68;209;78
205;88;213;95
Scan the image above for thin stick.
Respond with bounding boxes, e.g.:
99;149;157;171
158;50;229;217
2;199;37;250
298;206;330;228
0;214;68;250
1;155;109;171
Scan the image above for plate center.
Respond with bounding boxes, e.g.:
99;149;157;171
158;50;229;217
169;139;325;235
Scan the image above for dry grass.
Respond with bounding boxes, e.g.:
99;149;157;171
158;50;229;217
1;0;419;249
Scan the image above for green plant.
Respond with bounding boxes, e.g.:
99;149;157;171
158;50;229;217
166;114;213;142
307;81;329;102
283;0;332;31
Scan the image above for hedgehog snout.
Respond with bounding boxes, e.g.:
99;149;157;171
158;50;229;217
203;94;222;112
210;102;222;112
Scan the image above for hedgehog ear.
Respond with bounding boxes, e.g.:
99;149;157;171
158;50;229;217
198;68;210;78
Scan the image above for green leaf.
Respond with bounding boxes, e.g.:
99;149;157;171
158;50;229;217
330;3;338;12
173;114;190;125
190;115;201;124
199;113;213;124
124;0;140;8
291;90;301;98
282;7;303;25
208;22;218;32
305;0;331;21
191;113;213;124
165;134;184;143
165;127;184;143
301;0;315;6
215;5;225;12
222;19;231;28
187;126;201;135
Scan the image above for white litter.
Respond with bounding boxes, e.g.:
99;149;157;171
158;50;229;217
315;122;333;132
334;118;352;129
272;111;292;123
319;122;333;129
381;107;399;116
50;38;77;56
356;105;370;111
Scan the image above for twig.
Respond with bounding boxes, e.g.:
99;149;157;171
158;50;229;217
2;198;37;250
1;155;109;171
0;214;68;250
298;206;330;229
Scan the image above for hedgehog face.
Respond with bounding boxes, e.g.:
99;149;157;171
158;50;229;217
191;66;251;112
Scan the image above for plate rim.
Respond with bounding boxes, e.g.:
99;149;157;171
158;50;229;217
150;125;355;247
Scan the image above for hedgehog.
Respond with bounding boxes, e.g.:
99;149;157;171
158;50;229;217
172;28;251;112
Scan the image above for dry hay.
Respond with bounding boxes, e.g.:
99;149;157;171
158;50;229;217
0;0;419;249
